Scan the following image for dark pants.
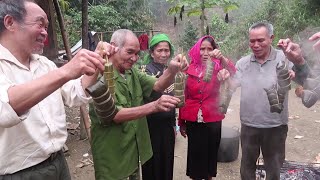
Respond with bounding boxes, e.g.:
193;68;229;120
142;125;175;180
186;121;222;179
0;151;71;180
240;124;288;180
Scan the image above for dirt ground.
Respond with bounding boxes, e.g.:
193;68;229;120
64;88;320;180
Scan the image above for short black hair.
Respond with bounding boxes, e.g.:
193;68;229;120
0;0;35;35
249;21;274;37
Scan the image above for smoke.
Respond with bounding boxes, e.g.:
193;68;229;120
294;27;320;70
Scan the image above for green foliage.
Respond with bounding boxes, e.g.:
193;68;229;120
58;0;70;13
107;0;154;30
178;21;199;53
57;1;154;49
210;14;228;42
57;5;123;48
167;0;239;15
217;0;320;60
167;0;239;35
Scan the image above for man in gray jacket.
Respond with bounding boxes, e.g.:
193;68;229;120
232;22;309;180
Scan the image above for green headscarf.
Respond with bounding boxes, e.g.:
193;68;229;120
142;33;175;65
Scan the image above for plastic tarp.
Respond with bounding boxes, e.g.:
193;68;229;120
58;31;96;60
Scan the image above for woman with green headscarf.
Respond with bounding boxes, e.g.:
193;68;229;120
141;34;176;180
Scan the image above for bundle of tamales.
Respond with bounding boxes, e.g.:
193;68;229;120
85;53;118;125
265;61;291;113
218;80;233;114
174;55;187;108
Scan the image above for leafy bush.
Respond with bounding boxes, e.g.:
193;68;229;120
57;5;123;49
57;2;154;49
218;0;320;60
178;20;199;53
210;14;228;41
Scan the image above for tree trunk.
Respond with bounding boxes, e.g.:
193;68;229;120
200;0;205;36
79;0;90;141
52;0;72;60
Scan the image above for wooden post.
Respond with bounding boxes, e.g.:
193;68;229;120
79;0;91;140
52;0;72;60
200;0;205;36
100;32;103;41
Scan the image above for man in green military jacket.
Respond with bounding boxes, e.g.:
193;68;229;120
90;29;187;180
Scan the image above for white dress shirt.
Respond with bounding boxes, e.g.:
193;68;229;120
0;44;90;174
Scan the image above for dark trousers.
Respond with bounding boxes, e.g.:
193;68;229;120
240;124;288;180
0;151;71;180
142;125;175;180
186;121;222;179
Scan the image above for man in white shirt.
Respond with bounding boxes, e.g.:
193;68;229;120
0;0;117;179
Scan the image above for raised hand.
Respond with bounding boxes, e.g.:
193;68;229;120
217;68;231;81
277;38;304;65
309;32;320;51
61;42;118;80
209;49;224;60
168;54;189;74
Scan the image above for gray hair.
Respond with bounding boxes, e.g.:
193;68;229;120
0;0;35;35
110;29;137;49
249;21;274;37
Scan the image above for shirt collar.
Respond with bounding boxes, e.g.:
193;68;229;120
114;68;133;82
0;43;40;70
250;46;277;63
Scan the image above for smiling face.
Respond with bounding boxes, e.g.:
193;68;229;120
151;41;171;65
112;33;140;73
16;2;48;55
249;26;273;61
200;39;214;64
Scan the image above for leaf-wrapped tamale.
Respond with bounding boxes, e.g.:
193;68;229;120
86;76;118;126
265;61;291;113
174;72;186;108
86;62;118;126
277;61;291;92
203;60;215;82
219;81;233;114
265;85;283;113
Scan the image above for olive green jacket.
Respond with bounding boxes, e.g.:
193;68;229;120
90;67;157;180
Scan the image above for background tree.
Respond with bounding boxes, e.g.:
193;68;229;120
178;20;198;55
167;0;239;36
57;0;154;49
218;0;320;59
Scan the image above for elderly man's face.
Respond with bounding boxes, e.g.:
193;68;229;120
113;35;140;73
249;26;273;60
17;2;48;55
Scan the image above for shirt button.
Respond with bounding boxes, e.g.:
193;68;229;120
197;79;200;83
200;100;202;104
199;90;202;94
